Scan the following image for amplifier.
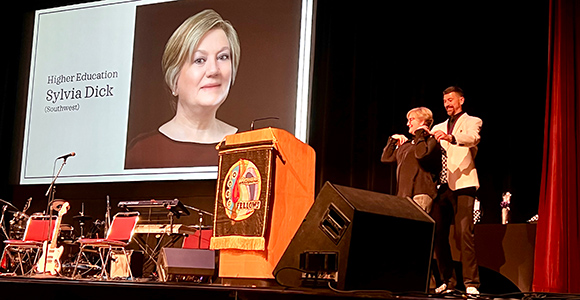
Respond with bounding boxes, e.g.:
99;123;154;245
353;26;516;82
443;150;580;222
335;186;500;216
157;248;218;283
110;250;143;279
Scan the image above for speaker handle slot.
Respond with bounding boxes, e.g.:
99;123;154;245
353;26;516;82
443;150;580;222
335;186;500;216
319;204;350;244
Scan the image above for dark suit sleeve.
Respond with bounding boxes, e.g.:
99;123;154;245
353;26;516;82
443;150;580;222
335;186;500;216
413;129;442;175
381;137;398;163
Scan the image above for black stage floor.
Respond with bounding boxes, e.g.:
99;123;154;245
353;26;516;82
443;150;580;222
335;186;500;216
0;275;577;300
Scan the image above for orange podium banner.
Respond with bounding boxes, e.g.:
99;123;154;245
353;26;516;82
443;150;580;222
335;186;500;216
211;128;315;278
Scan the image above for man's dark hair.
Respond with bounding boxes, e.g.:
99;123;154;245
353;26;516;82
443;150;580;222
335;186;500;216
443;86;464;97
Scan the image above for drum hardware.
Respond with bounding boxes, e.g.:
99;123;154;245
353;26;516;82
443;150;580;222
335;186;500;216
184;205;214;249
0;199;19;213
59;224;75;242
73;203;92;239
1;198;32;240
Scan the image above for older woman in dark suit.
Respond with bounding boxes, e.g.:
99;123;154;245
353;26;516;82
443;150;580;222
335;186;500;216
381;107;441;213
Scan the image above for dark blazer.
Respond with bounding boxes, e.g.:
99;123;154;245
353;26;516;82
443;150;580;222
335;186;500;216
381;129;442;199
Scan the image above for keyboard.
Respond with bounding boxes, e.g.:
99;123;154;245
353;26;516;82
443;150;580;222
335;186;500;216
134;224;197;235
118;199;190;218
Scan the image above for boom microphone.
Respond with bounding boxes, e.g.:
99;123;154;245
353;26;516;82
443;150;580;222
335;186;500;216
57;152;76;160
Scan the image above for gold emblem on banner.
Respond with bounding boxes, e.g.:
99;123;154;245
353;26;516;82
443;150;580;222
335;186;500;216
222;159;262;221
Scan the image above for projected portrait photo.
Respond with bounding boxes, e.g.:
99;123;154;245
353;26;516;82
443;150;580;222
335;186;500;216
124;0;304;170
125;9;240;169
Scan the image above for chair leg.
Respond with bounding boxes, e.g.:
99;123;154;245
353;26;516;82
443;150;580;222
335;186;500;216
0;249;7;271
71;245;85;278
98;247;112;280
23;249;35;276
29;248;42;275
122;249;133;280
1;248;19;275
72;246;104;279
12;248;35;276
15;250;25;275
97;248;106;279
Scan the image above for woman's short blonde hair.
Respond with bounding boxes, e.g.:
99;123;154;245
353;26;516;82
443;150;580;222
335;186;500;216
407;107;434;129
162;9;240;95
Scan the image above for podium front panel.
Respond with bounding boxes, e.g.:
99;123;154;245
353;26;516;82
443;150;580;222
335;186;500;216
213;145;275;250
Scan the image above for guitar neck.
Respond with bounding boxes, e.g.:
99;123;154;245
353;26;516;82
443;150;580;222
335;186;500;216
49;216;63;248
48;203;69;249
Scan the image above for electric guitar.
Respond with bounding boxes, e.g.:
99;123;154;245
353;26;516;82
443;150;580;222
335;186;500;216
35;202;70;275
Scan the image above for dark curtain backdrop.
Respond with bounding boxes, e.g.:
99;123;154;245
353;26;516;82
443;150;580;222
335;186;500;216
309;1;547;224
533;0;580;293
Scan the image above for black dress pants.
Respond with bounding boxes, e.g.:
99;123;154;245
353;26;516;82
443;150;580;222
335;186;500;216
431;184;480;289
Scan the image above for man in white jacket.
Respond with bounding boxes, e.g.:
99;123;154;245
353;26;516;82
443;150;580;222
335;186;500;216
431;86;482;295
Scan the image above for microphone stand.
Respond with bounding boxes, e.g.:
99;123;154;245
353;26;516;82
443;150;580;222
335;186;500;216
104;195;111;235
184;205;213;248
0;205;8;239
45;157;68;200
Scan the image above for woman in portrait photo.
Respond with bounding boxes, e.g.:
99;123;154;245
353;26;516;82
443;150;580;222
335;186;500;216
125;9;240;169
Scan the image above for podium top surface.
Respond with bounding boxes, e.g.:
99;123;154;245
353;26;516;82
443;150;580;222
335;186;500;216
218;127;305;150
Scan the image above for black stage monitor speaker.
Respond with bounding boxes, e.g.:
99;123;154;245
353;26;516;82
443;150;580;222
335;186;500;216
274;182;435;293
157;248;218;282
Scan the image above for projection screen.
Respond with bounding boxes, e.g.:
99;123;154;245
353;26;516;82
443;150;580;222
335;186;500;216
20;0;314;184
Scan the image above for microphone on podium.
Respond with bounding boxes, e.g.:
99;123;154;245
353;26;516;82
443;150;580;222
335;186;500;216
250;117;279;130
56;152;76;160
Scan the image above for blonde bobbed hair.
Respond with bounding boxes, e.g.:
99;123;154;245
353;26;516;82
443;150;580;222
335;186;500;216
407;107;434;129
162;9;240;97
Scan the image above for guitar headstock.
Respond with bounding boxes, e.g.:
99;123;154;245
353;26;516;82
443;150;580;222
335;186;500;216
58;202;70;217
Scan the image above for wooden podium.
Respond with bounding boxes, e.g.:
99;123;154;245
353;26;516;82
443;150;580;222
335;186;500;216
211;128;315;279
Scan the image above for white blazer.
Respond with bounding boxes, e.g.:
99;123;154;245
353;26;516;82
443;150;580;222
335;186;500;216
432;113;482;191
